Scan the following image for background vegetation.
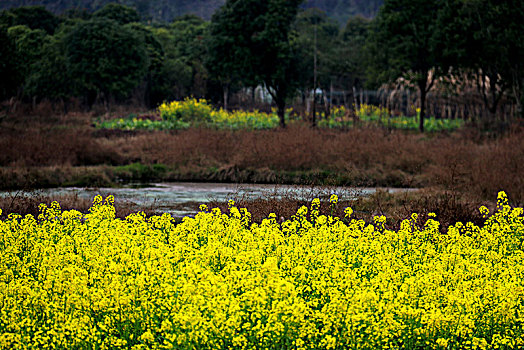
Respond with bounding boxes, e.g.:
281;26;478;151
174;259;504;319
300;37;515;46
1;0;522;131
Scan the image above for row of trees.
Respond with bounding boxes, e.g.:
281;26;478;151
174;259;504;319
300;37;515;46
1;1;523;130
0;4;210;109
0;3;371;113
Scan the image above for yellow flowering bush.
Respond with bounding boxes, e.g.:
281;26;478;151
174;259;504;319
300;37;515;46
1;192;523;349
159;98;213;123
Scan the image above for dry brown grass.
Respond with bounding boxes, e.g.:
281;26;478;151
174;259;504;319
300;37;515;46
207;188;487;233
0;191;160;219
111;125;524;203
0;128;123;167
0;111;122;167
117;126;424;173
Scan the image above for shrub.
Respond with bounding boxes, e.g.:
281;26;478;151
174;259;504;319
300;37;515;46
159;97;213;123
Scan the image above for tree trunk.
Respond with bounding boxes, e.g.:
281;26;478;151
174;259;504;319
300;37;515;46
352;86;359;112
324;92;330;119
478;71;504;125
326;80;333;119
277;97;286;128
512;83;522;119
145;72;152;108
312;89;317;127
223;84;229;111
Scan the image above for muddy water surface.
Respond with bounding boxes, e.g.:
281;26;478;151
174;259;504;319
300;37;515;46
6;182;418;218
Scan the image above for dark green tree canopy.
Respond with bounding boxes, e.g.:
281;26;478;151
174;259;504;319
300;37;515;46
370;0;443;84
303;0;382;23
126;23;164;73
450;0;524;116
61;8;92;20
171;14;206;29
342;15;369;42
7;24;49;95
25;34;70;101
125;22;167;106
0;25;18;100
64;18;148;104
170;15;208;62
1;6;59;34
339;15;370;88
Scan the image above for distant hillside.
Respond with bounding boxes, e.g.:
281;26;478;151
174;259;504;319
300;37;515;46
303;0;383;23
0;0;383;24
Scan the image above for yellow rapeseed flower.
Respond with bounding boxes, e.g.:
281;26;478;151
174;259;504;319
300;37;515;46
0;192;523;349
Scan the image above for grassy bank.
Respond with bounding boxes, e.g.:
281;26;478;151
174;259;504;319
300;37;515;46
0;163;413;191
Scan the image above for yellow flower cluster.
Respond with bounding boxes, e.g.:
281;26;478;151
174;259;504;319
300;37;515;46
357;104;390;118
209;108;279;129
330;105;389;120
327;105;464;131
158;98;280;129
1;192;524;349
159;98;213;123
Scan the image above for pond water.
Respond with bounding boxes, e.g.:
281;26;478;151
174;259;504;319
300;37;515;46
4;182;418;218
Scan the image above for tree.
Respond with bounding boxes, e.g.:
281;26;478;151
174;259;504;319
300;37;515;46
7;25;49;98
447;0;524;121
207;0;303;127
93;3;140;25
0;25;18;100
25;26;72;104
61;8;92;21
169;15;209;99
149;15;209;104
293;8;340;124
206;3;254;111
1;6;60;34
64;18;149;105
303;0;383;24
339;15;370;90
368;0;446;132
125;22;165;107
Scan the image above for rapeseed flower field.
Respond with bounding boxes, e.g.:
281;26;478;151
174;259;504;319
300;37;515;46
1;192;523;349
